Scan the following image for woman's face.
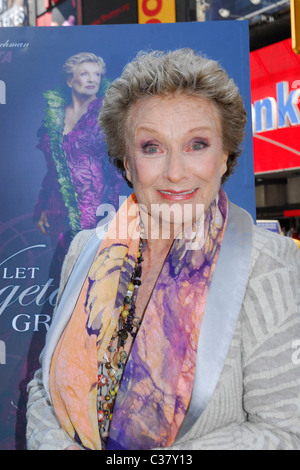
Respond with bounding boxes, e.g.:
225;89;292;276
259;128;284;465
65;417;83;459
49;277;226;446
124;94;228;235
68;62;101;97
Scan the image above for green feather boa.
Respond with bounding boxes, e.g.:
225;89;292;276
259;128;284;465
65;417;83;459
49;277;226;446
43;89;82;236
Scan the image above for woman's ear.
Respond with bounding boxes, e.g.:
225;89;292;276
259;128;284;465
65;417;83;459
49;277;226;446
221;151;229;177
67;77;73;89
124;158;132;184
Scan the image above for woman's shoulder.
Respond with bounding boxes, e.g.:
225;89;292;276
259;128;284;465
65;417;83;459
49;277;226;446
252;224;299;255
251;224;300;276
88;97;102;113
66;229;97;261
56;229;97;304
63;229;96;272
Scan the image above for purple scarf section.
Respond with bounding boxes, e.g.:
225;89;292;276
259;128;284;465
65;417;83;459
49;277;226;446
107;189;228;450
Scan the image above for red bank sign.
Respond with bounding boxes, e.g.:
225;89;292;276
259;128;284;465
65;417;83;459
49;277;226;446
250;38;300;174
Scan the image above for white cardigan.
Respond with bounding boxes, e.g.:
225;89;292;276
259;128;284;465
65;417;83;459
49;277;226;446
26;203;300;450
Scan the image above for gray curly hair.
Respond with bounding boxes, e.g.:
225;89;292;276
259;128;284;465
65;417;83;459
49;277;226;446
98;48;247;187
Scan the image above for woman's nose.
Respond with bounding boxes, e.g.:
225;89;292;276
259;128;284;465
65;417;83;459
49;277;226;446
163;150;188;183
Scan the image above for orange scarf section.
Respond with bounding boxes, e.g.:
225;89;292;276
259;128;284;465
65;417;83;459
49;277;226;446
50;194;140;450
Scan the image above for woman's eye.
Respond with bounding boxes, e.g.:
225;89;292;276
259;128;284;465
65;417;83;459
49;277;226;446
189;141;208;151
147;146;158;153
142;144;162;155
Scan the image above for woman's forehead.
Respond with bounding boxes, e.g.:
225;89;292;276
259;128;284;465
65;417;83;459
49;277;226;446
73;61;101;72
125;94;222;138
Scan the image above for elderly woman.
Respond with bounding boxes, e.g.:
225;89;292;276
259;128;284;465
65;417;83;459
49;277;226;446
26;49;300;450
34;52;123;266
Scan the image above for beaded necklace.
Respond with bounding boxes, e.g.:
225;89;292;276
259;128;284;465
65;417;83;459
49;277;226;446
97;235;144;446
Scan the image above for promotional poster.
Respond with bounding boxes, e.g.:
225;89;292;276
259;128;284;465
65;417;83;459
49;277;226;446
0;21;255;450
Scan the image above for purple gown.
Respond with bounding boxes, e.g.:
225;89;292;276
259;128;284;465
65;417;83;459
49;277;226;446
34;98;123;265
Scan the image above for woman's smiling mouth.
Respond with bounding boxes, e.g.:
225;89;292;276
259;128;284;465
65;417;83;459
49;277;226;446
157;188;199;201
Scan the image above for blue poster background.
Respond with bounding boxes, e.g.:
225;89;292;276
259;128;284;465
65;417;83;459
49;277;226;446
0;22;255;450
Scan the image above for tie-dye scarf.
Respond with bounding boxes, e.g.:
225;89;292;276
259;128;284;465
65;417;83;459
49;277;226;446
49;189;228;450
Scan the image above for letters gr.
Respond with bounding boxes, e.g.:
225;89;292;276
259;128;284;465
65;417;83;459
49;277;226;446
0;79;6;104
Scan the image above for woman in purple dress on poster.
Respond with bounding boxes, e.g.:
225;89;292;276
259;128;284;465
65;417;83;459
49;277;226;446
34;52;123;266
